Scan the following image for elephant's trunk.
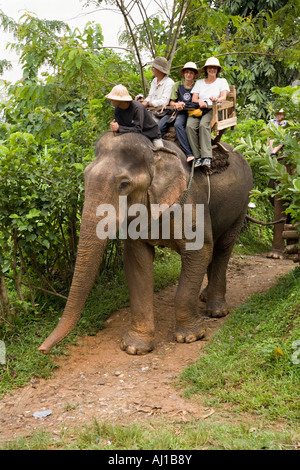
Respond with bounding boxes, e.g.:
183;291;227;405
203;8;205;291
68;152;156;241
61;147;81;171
39;202;108;354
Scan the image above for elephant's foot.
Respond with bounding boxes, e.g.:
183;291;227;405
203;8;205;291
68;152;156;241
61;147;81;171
120;330;154;355
206;299;229;318
266;249;284;260
175;320;205;344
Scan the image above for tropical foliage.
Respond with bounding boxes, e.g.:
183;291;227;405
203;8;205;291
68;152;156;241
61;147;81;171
0;13;141;318
0;1;299;324
233;85;300;226
86;0;300;118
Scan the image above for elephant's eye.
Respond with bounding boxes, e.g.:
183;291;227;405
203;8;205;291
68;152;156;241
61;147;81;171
119;181;131;192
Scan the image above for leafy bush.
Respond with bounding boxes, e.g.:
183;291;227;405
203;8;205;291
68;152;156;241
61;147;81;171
0;17;142;319
231;86;300;227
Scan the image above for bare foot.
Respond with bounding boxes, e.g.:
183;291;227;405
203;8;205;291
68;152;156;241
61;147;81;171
186;156;194;163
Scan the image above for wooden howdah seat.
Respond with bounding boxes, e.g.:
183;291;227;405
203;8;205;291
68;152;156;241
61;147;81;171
149;85;237;156
211;85;237;154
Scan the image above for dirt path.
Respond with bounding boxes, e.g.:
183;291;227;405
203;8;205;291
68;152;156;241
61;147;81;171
0;253;295;442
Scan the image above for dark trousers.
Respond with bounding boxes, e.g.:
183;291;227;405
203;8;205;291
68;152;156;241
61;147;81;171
158;112;194;157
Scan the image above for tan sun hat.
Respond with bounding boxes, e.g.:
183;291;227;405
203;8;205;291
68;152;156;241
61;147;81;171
149;56;170;75
179;61;200;78
201;56;223;72
105;84;132;101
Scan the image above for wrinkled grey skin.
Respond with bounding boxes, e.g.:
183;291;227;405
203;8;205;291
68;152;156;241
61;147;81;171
39;132;253;355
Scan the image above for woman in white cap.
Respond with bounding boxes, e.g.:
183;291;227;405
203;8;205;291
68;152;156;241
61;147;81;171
106;84;163;147
139;57;174;108
158;61;200;162
186;57;230;168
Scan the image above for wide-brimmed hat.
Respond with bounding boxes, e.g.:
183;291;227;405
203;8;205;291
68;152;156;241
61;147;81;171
179;61;200;78
201;56;223;72
275;108;285;114
105;84;132;101
149;56;170;75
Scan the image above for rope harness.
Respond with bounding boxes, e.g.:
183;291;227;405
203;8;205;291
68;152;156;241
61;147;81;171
170;159;210;220
151;145;211;218
178;159;211;207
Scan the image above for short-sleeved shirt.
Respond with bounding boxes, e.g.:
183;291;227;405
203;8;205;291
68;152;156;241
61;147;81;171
191;78;230;106
146;75;175;107
171;79;194;104
114;100;161;140
170;79;194;115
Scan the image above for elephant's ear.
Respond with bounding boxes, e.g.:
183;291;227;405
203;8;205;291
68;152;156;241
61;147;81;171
148;149;187;207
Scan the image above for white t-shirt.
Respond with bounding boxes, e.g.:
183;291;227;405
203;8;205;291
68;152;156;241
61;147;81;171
146;75;175;107
191;78;230;106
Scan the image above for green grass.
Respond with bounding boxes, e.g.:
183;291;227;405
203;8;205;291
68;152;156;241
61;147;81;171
1;418;298;450
180;267;300;424
234;228;272;255
234;201;274;255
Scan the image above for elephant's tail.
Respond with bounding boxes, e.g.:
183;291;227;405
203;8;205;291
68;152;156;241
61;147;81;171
245;215;286;226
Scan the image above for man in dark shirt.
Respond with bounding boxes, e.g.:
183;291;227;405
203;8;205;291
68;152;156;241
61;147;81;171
106;85;163;147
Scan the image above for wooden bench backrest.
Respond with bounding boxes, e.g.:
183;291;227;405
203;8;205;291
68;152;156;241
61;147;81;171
211;85;237;138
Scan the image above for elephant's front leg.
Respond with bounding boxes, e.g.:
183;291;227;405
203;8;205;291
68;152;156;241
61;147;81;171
174;247;211;343
121;239;155;355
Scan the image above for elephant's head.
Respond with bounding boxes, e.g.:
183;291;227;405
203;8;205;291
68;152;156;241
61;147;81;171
39;132;187;353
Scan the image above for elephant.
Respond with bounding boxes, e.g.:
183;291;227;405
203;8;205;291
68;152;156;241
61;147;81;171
39;132;253;355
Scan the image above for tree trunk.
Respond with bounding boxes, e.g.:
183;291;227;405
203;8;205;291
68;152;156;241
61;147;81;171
0;275;11;320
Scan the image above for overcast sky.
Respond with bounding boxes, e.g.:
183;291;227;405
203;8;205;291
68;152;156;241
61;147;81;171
0;0;126;82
